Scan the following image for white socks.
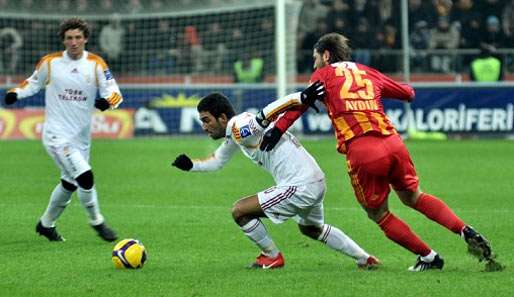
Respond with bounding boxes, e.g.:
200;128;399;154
318;224;369;263
241;219;279;257
77;186;104;226
40;183;73;228
420;250;437;262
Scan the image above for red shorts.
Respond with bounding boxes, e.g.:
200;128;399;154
345;133;419;209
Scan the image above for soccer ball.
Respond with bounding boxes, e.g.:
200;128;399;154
112;239;147;269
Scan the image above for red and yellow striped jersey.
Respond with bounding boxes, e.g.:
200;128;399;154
275;61;414;154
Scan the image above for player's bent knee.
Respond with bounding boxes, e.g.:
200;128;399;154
298;224;322;240
76;170;94;190
231;204;254;226
231;204;244;224
366;209;385;223
61;179;77;192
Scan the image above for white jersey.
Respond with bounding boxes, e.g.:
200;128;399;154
10;50;122;143
192;112;324;186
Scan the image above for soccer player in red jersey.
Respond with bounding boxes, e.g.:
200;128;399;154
259;33;503;271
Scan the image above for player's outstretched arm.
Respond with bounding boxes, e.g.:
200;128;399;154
255;81;325;128
172;154;193;171
173;138;239;172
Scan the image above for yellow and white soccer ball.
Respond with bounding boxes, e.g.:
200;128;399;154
112;239;147;269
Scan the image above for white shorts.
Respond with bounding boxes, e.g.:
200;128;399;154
257;179;325;226
43;132;91;184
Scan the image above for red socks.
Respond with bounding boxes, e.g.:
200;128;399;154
378;212;432;256
414;193;465;234
376;193;465;257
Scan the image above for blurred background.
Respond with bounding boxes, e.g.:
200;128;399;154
1;0;513;139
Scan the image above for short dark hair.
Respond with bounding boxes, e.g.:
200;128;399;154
314;33;352;63
58;18;90;40
197;93;236;119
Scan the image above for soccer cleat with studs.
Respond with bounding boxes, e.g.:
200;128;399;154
248;252;285;269
461;225;492;261
92;222;118;242
408;254;444;272
357;255;381;270
36;221;65;242
461;225;505;271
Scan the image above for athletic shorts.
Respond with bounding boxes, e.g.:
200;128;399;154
345;133;419;209
43;132;91;184
257;179;325;226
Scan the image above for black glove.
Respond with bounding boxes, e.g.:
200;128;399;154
300;80;325;112
4;92;18;105
260;127;283;151
95;98;110;111
172;154;193;171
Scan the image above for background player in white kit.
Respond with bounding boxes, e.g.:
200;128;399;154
172;89;379;269
3;18;121;242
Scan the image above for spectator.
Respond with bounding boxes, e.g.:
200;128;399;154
100;0;114;13
0;0;8;10
21;21;46;72
450;0;481;43
228;28;245;66
351;0;376;25
184;25;203;73
21;0;33;11
469;45;504;81
351;17;374;65
150;0;164;11
374;23;400;72
202;22;227;73
126;0;143;14
0;26;23;75
42;0;53;12
410;21;431;72
327;0;351;33
503;0;514;71
377;0;400;26
451;0;482;49
254;18;274;75
433;0;453;17
408;0;436;30
477;0;503;23
233;50;264;83
58;0;71;12
429;16;460;72
99;13;125;72
76;0;89;13
123;21;143;73
147;19;177;74
298;21;328;73
503;0;514;40
482;15;507;50
298;0;328;35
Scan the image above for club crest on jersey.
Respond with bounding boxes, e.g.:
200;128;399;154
104;69;113;80
239;125;252;138
231;124;241;142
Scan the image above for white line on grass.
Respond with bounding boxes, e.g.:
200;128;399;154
1;203;513;213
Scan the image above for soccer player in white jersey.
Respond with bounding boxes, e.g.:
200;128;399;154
3;18;122;242
172;87;380;269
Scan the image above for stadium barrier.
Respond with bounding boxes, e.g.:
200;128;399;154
1;85;513;139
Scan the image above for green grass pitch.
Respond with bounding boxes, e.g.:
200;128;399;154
1;138;513;297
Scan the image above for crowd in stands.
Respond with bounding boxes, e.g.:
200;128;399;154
1;0;514;80
298;0;514;76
